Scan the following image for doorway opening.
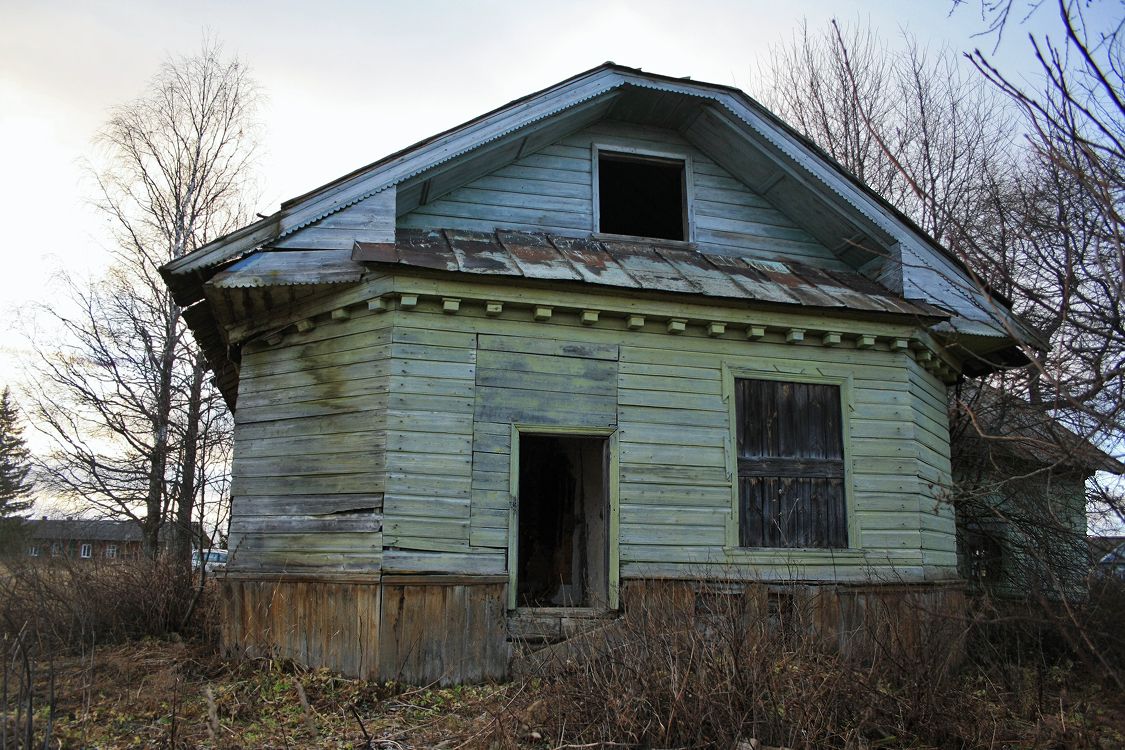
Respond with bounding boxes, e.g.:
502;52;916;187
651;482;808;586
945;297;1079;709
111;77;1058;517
516;434;608;608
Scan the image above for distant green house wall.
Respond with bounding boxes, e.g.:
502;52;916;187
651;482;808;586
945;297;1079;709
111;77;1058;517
955;464;1089;598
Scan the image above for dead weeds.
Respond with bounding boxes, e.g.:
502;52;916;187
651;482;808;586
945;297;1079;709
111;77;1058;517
36;640;516;749
9;637;1125;749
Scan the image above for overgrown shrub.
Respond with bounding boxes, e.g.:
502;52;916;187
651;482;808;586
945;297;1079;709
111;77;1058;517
515;579;1123;749
0;554;213;650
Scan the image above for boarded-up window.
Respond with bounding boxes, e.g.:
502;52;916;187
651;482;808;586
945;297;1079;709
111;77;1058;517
736;378;847;548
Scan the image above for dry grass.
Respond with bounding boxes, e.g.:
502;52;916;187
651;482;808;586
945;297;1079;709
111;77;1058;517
31;640;515;749
0;555;201;648
500;581;1125;749
4;570;1125;748
10;627;1121;750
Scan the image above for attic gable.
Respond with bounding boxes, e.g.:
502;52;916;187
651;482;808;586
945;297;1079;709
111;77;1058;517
397;120;849;272
162;63;1043;369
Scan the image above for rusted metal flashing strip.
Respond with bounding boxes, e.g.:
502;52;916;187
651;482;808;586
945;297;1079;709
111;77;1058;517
354;229;949;320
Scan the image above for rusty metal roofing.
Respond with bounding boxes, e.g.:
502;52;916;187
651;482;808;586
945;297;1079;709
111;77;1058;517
353;229;949;319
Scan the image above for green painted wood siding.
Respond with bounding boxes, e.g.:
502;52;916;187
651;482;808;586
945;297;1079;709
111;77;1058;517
398;121;846;269
907;358;956;571
472;334;619;551
228;309;390;573
372;285;959;584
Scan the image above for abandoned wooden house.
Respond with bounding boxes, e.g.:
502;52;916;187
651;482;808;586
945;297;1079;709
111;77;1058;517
161;63;1044;683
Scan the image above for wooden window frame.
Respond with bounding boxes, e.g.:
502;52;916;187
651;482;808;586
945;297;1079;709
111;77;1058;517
591;144;695;244
106;544;118;559
507;423;620;611
722;365;860;558
80;543;92;559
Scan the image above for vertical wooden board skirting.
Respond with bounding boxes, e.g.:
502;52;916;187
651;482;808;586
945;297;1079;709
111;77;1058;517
221;577;506;683
220;577;382;679
619;577;966;663
378;580;509;684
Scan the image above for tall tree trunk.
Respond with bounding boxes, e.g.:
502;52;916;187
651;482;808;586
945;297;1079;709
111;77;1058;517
142;304;178;558
172;352;206;572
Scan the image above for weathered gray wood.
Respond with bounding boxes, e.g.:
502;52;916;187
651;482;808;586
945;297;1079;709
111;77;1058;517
398;119;846;268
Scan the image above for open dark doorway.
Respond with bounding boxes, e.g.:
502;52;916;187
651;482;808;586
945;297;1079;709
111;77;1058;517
516;434;608;608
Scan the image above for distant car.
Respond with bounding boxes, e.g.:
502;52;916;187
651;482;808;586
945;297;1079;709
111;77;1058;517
191;549;228;574
1097;542;1125;580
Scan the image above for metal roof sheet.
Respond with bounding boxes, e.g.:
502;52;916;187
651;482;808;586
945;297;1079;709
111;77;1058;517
210;250;365;289
353;229;948;319
24;519;143;542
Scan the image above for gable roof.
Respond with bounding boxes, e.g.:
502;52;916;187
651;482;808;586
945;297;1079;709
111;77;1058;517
163;63;1046;401
24;519;142;543
952;384;1125;475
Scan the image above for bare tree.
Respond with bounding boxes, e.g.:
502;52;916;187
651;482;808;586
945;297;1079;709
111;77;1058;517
758;20;1018;252
954;0;1125;495
26;40;259;563
758;13;1125;605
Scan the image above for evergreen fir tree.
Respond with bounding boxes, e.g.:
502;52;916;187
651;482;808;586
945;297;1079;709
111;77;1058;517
0;386;33;522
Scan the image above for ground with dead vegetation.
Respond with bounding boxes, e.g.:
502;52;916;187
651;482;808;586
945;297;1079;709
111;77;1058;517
6;565;1125;748
39;639;520;749
13;637;1123;750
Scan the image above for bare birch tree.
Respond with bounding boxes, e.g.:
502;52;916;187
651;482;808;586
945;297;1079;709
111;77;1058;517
954;0;1125;496
27;40;259;562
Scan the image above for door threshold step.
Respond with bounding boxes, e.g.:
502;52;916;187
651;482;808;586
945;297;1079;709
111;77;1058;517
508;607;618;644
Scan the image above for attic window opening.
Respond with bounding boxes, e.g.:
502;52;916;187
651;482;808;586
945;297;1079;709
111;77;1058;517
597;151;686;241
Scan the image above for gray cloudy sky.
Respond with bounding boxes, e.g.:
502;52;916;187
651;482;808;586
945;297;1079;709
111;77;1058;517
0;0;1057;389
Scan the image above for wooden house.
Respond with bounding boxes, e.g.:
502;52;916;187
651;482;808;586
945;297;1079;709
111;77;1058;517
20;519;142;561
950;387;1125;598
161;64;1043;683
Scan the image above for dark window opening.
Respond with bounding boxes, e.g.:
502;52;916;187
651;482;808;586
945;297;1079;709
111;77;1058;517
598;152;685;241
963;528;1004;583
736;378;847;548
517;435;608;608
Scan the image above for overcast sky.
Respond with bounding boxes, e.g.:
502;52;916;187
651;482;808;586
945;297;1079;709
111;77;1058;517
0;0;1066;390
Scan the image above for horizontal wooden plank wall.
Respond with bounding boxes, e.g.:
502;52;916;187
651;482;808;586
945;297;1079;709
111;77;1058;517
272;187;395;250
377;291;958;583
473;334;619;551
381;324;478;562
399;120;847;270
906;358;957;572
229;307;390;574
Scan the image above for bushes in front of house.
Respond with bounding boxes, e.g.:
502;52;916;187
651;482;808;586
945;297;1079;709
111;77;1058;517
0;553;216;649
508;578;1125;749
